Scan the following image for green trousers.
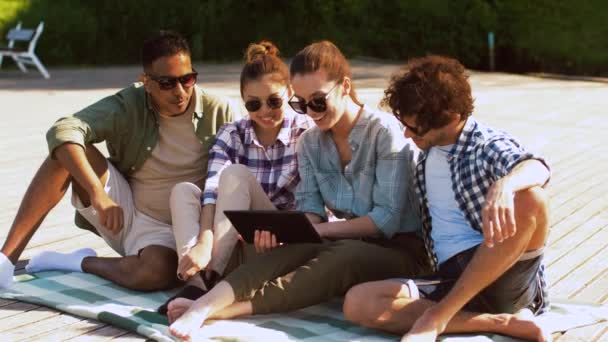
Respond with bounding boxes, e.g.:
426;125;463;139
223;234;431;314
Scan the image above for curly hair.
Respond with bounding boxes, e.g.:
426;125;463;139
382;55;474;133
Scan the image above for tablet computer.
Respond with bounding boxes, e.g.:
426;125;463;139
223;210;322;244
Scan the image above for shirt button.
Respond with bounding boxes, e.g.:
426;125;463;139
147;146;151;151
131;166;135;170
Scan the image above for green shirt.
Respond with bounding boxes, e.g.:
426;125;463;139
46;83;240;229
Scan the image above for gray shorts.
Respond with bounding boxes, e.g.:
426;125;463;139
71;160;176;256
397;245;549;315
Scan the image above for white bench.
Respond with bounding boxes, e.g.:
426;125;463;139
0;21;50;79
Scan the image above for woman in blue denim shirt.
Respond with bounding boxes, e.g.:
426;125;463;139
168;41;431;340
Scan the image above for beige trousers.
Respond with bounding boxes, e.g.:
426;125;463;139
170;164;276;276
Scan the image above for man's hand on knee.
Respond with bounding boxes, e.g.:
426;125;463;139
482;178;516;248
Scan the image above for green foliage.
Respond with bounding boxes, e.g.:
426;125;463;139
1;0;605;75
0;0;29;37
494;0;608;75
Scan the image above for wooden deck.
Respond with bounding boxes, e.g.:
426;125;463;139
1;62;607;341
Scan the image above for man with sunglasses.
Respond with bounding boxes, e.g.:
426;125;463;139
343;56;551;341
0;31;240;291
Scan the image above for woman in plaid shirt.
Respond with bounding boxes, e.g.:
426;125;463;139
158;41;313;316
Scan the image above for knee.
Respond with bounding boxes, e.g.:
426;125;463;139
514;186;549;219
127;252;178;291
170;182;201;208
218;164;254;188
343;283;370;325
332;240;368;260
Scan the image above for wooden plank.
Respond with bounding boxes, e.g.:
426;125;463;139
548;159;608;209
547;222;608;295
0;299;16;307
0;301;40;321
547;194;608;249
1;313;82;341
110;332;148;341
545;213;608;266
570;268;608;304
556;321;608;341
24;318;110;341
549;242;608;298
549;155;608;196
63;324;135;341
0;306;60;332
549;186;608;228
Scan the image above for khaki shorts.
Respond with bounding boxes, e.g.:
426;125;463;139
71;160;176;256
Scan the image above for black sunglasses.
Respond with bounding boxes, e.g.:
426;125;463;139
147;70;198;90
402;120;429;136
288;82;339;114
244;88;288;112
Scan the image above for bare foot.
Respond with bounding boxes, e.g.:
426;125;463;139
168;298;194;324
499;310;552;342
169;310;207;341
401;330;438;342
401;309;446;342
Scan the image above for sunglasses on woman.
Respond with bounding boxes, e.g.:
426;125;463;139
288;82;339;114
146;70;198;90
244;97;283;112
244;88;288;112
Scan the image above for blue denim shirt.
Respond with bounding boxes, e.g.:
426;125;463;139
295;105;421;238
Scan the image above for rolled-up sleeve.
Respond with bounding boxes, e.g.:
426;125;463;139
369;126;418;237
295;136;327;220
46;94;125;157
484;137;551;183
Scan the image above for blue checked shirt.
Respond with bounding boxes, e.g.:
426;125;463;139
296;106;421;238
415;117;550;272
202;110;313;210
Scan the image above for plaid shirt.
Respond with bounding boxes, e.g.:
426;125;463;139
202;110;313;210
415;117;550;272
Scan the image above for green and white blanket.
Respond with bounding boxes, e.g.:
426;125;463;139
1;271;606;341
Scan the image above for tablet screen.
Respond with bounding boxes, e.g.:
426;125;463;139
223;210;322;244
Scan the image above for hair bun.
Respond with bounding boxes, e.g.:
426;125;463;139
245;40;280;63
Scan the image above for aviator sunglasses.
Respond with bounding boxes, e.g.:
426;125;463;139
288;82;339;114
244;88;288;112
146;70;198;90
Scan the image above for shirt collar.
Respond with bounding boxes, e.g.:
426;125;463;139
244;109;297;148
347;105;370;150
449;116;478;158
275;109;297;146
144;86;159;122
192;85;203;119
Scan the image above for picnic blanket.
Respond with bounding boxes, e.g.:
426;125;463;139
1;271;607;341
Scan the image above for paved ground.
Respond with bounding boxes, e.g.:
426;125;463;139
0;61;607;340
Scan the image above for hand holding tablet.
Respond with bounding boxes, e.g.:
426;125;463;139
223;210;323;244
